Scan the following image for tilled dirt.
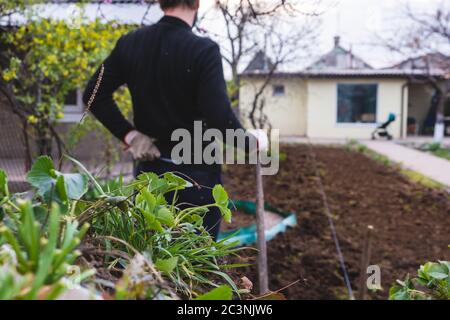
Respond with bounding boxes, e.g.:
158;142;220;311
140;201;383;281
222;145;450;300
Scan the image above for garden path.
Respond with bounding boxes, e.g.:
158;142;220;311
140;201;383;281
363;140;450;187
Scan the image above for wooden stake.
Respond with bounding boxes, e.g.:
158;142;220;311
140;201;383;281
256;161;269;294
357;225;374;300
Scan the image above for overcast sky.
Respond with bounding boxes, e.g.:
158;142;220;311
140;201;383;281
12;0;447;74
317;0;447;68
200;0;447;70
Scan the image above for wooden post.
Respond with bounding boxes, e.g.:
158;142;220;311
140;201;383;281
357;225;374;300
256;161;269;294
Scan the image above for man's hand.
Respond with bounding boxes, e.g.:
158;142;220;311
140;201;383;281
248;129;269;152
124;130;161;161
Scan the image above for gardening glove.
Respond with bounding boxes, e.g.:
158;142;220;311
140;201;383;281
248;129;269;152
124;130;161;161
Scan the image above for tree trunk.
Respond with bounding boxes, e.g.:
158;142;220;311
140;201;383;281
434;90;447;144
22;121;32;171
231;67;241;120
36;121;53;156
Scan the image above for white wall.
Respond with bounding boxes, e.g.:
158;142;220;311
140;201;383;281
306;78;408;139
239;76;308;136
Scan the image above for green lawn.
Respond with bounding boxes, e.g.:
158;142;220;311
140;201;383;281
430;148;450;161
426;143;450;161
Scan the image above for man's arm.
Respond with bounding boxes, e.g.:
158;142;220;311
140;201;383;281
196;43;244;133
196;43;263;152
82;36;134;143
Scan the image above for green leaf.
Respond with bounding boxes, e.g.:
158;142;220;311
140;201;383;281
221;208;232;223
213;185;228;207
195;285;233;300
65;155;104;196
26;156;55;198
389;286;409;300
212;185;232;223
26;156;88;205
62;173;88;200
141;188;156;212
28;203;60;299
189;214;204;226
155;256;179;274
428;272;448;280
0;170;9;202
156;194;168;206
422;262;448;280
33;205;51;226
55;175;68;207
156;207;175;227
438;261;450;273
142;210;164;233
137;172;168;193
164;172;193;190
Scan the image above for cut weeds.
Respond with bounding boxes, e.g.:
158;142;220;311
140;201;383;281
0;156;242;300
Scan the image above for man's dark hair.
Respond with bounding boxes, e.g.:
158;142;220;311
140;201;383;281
158;0;197;10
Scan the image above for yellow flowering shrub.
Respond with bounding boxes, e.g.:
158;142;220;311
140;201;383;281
2;13;136;156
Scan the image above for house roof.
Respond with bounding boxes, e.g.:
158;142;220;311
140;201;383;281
388;52;450;77
306;36;373;71
241;36;449;79
244;69;445;79
244;50;275;73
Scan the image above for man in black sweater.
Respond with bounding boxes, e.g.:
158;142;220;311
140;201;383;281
83;0;261;240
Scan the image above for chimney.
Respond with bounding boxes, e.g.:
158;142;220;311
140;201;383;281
334;36;340;48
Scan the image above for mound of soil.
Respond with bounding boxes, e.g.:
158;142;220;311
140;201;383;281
222;145;450;300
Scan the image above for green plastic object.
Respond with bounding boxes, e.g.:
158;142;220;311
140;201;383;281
217;200;297;247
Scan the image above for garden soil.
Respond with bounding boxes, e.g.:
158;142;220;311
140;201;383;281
222;145;450;300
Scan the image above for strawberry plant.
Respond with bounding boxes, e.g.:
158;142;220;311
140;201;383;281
389;260;450;300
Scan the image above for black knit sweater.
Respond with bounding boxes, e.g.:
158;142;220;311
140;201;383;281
83;16;244;158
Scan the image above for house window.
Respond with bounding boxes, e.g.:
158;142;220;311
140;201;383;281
61;89;84;123
273;84;285;97
337;84;377;123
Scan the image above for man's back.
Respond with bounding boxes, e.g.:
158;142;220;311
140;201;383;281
83;16;242;156
82;1;260;241
122;16;217;141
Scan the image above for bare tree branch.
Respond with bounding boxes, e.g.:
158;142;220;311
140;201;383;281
375;2;450;139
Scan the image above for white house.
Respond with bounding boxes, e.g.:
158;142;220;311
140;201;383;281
239;37;450;139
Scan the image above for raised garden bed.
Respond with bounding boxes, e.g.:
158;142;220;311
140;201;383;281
222;145;450;300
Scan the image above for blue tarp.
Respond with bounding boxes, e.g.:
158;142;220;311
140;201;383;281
217;200;297;247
